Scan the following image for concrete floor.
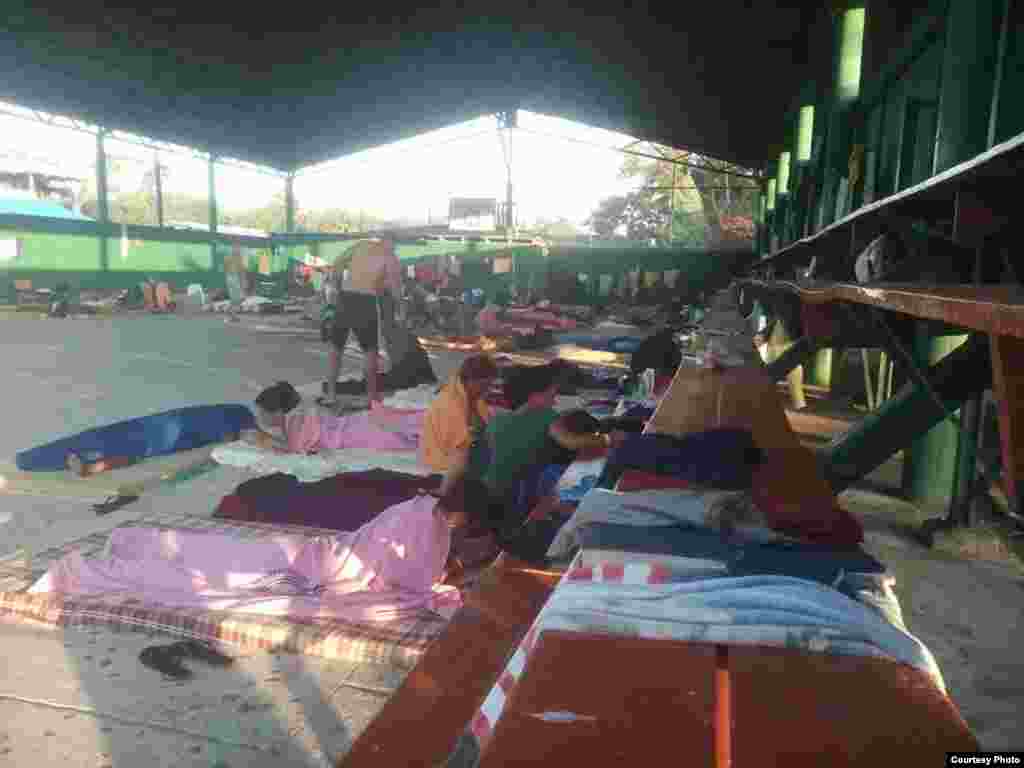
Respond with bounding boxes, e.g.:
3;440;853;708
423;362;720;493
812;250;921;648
1;313;1022;759
0;313;467;767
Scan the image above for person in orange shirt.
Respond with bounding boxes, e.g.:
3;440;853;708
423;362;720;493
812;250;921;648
420;355;499;474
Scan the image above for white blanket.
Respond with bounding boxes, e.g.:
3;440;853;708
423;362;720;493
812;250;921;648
211;441;433;483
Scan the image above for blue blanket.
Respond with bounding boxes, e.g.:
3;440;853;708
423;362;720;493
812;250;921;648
571;522;904;628
16;404;256;471
555;333;644;354
598;429;765;490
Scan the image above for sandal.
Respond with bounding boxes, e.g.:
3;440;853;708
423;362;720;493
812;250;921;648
92;494;140;516
138;645;192;680
169;639;235;667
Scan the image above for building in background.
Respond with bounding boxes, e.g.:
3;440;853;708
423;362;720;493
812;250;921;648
448;197;498;231
0;149;83;213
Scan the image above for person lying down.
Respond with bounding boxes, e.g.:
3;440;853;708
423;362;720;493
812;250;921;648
246;381;425;455
30;479;484;622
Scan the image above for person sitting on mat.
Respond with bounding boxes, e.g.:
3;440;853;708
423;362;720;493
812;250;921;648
629;328;682;398
421;354;499;474
439;364;624;528
323;238;403;408
248;381;422;455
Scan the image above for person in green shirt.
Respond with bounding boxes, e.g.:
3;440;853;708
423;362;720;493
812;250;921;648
440;362;621;536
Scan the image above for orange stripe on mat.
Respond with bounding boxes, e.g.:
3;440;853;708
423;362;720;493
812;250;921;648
714;645;732;768
339;555;561;768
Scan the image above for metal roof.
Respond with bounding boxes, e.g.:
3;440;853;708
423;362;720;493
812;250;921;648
0;2;832;173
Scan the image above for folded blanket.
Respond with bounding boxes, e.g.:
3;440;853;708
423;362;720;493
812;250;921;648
212;442;432;482
533;568;946;693
548;488;784;559
600;429;764;490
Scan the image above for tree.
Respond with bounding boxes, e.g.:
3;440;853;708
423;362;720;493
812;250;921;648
587;143;758;245
531;216;581;240
587;191;668;241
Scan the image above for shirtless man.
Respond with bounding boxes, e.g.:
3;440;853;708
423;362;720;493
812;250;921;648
324;238;403;406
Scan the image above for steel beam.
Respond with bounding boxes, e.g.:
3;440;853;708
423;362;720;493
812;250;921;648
824;334;991;493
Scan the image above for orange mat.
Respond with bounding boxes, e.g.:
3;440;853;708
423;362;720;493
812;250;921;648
476;635;977;767
339;556;561;768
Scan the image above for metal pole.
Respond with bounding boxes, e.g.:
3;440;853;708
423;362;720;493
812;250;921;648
506;112;515;239
96;128;109;224
285;174;296;233
670;163;677;242
208;155;218;234
208;155;219;278
96;127;109;271
153;151;164;228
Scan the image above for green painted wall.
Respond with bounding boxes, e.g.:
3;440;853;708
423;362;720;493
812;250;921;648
0;229;289;299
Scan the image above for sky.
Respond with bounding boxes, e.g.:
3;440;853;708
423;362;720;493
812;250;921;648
0;104;642;227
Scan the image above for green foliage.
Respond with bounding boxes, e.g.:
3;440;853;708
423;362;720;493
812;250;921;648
80;166;381;233
588;143;758;245
530;216;581;240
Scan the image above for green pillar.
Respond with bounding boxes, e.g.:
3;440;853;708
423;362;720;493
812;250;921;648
934;0;1003;173
285;174;296;232
95;128;109;271
806;348;835;389
902;331;969;503
821;4;866;226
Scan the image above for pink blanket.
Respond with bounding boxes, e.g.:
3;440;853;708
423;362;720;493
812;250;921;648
477;308;578;337
287;405;425;455
29;495;461;622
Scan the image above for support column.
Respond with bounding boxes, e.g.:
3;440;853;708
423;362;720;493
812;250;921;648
934;0;1003;174
153;152;164;228
902;330;969;505
821;4;866;227
285;173;296;233
208;156;218;234
991;335;1024;516
96;127;109;271
807;349;835;389
826;334;990;493
208;155;220;276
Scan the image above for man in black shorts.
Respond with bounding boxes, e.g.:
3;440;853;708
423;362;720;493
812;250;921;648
324;238;403;406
